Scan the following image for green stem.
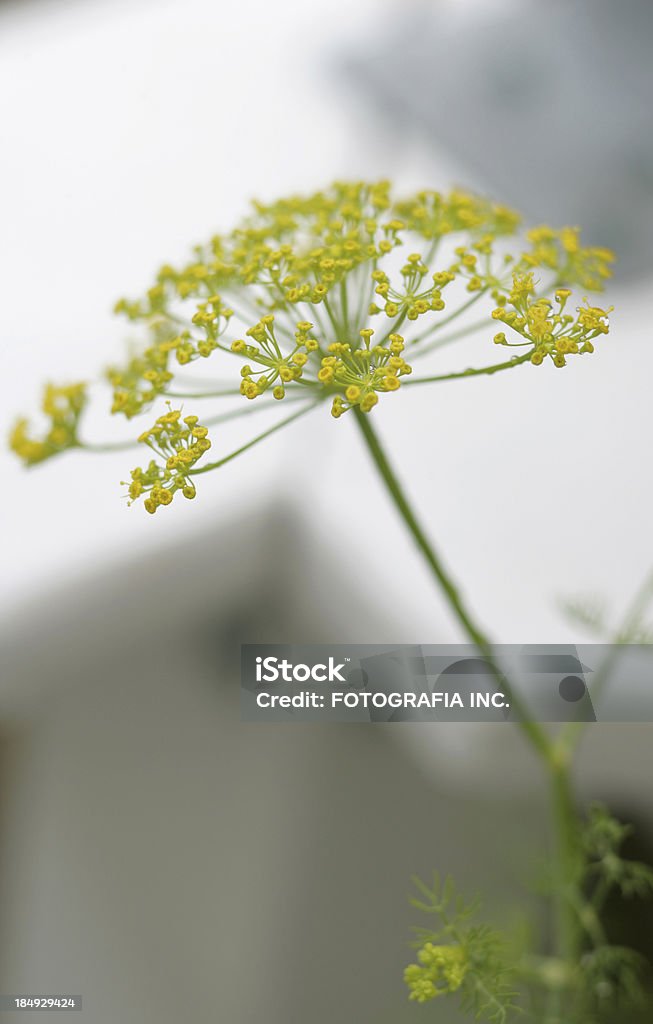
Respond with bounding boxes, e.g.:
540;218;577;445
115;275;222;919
80;396;309;455
322;295;343;339
544;758;583;1022
354;408;588;1013
557;567;653;756
79;439;136;453
340;279;350;334
203;394;309;427
189;401;319;476
409;290;488;346
166;388;242;399
353;409;552;760
375;309;408;350
550;758;582;960
404;351;533;387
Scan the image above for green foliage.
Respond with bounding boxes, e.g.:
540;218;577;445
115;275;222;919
406;874;517;1023
559;596;609;638
580;945;647;1012
405;804;653;1023
561;592;653;644
582;803;653;904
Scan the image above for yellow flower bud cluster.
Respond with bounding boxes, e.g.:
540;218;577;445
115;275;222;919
125;407;211;513
491;276;612;367
108;297;233;418
324;331;412;418
104;184;526;409
230;315;313;401
393;188;521;239
232;180;399;305
367;259;450;323
9;382;87;466
96;182;615;425
523;225;615;291
404;943;468;1003
9;181;616;508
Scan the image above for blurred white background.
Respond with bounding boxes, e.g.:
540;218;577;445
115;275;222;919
1;0;651;641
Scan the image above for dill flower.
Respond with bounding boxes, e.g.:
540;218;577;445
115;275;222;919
124;406;211;513
9;382;87;465
491;285;612;368
404;943;468;1002
9;180;615;511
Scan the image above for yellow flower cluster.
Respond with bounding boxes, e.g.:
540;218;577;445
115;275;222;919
404;943;468;1003
230;315;315;401
492;274;612;367
230;180;400;303
523;225;614;291
9;383;87;465
367;257;450;322
323;330;412;417
393;188;521;240
101;184;531;418
8;181;616;511
109;297;233;418
100;182;616;425
130;183;518;318
125;407;211;513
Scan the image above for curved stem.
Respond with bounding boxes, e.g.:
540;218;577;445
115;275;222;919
166;388;242;399
189;401;320;476
203;393;309;427
353;409;552;760
557;567;653;757
79;439;137;453
409;290;488;346
355;408;586;1006
550;758;582;957
404;350;533;387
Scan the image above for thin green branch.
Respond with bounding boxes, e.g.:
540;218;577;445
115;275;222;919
189;400;320;476
80;394;312;454
322;294;343;338
353;263;376;335
557;568;653;757
375;308;408;350
550;762;582;965
409;290;489;346
340;279;350;335
166;387;243;399
203;394;309;427
78;439;137;453
404;351;533;387
353;409;552;761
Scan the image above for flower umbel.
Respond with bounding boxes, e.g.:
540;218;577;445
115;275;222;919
491;279;612;368
9;382;87;465
404;943;468;1002
125;406;211;513
406;873;517;1023
9;181;615;510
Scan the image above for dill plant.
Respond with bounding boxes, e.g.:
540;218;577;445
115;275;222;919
10;181;653;1022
